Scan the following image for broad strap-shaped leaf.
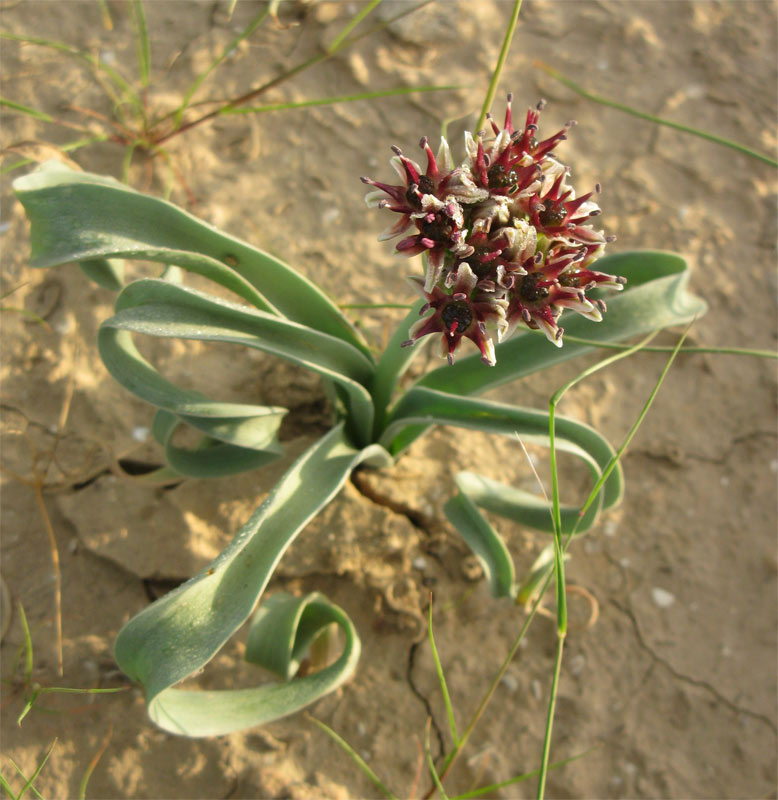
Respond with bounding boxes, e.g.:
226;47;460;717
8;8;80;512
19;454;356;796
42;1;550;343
13;161;371;357
79;258;124;290
444;478;516;599
151;409;283;478
382;386;621;514
100;278;376;445
370;299;426;437
114;424;392;737
415;251;706;397
384;388;621;600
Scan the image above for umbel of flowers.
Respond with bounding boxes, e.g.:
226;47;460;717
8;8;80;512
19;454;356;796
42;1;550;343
361;95;626;365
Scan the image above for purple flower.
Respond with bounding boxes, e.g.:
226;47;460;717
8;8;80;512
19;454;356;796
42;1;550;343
363;95;626;363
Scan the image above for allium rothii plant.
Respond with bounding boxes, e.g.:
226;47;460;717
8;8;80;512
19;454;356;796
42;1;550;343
12;95;705;737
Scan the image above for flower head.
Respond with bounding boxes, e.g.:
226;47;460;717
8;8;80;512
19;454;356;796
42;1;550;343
362;95;625;364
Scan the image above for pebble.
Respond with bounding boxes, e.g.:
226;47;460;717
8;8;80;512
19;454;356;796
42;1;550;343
651;587;676;609
412;556;427;571
322;207;340;225
132;426;150;442
500;673;518;693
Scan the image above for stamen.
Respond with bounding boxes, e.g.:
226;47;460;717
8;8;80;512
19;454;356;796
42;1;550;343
391;145;402;156
419;136;428;149
522;308;532;323
453;292;467;301
606;235;617;243
537;98;547;111
401;339;415;348
596;299;607;313
555;326;565;340
616;275;627;284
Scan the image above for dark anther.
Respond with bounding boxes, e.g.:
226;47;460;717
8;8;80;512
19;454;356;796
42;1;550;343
487;163;518;189
441;301;473;333
538;203;568;227
417;175;436;195
420;214;454;242
519;273;550;302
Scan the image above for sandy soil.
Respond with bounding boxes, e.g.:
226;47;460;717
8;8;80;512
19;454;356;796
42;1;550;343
1;1;776;797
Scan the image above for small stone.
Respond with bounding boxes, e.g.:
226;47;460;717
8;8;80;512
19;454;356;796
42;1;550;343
568;653;586;676
412;556;427;571
132;426;149;442
651;587;675;609
500;673;518;693
322;207;340;225
530;679;542;700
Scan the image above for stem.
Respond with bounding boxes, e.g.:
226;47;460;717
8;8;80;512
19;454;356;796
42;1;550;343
327;0;383;54
536;635;565;799
535;61;778;168
424;581;549;797
476;0;523;131
155;0;432;146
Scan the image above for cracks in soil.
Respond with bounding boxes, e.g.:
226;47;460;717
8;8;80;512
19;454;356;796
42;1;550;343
350;467;437;533
611;598;778;736
629;429;777;468
350;467;449;763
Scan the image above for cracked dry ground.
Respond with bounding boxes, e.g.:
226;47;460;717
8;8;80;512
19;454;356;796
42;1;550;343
1;0;777;797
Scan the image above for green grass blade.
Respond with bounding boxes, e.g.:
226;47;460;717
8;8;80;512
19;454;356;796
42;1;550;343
13;162;371;357
554;334;777;360
172;6;271;128
113;425;389;736
536;631;565;799
0;99;54;123
327;0;383;54
222;84;461;115
131;0;151;88
425;720;450;800
0;32;142;115
536;62;777;168
428;603;459;745
0;773;15;798
18;602;33;684
577;325;692;527
476;0;523;130
15;739;55;800
0;136;110;177
452;750;593;799
309;716;398;800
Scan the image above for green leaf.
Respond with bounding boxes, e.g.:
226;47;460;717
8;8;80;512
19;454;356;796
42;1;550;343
79;258;124;291
382;387;621;591
113;424;391;736
13;162;371;357
100;278;376;445
443;484;516;599
383;386;621;516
